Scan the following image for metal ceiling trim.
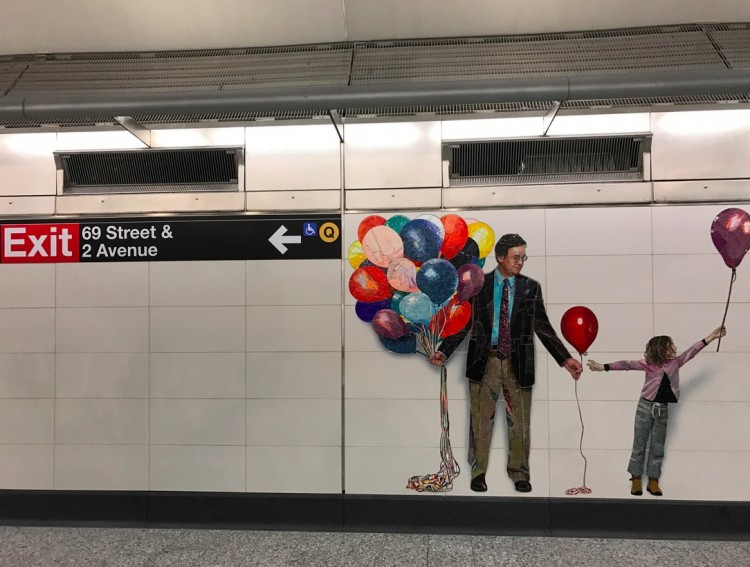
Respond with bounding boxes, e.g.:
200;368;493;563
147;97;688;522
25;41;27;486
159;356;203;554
3;69;750;121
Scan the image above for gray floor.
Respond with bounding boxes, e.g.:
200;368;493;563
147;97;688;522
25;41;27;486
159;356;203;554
1;526;748;566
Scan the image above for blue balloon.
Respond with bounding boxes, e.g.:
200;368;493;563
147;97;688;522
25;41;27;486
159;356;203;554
355;299;391;322
401;219;442;263
417;258;459;305
400;291;433;325
449;238;480;269
391;291;408;315
379;333;416;354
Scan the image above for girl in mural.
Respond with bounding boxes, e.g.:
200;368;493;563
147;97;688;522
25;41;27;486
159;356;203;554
586;325;726;497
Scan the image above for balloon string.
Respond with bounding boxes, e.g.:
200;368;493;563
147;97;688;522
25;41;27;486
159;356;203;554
406;364;460;492
566;354;592;496
717;268;736;352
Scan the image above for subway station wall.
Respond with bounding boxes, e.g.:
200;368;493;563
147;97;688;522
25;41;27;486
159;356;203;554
0;107;749;502
0;203;748;501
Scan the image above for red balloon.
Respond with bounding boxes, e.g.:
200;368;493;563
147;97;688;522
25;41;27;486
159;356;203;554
349;266;392;302
431;298;472;338
560;306;598;356
440;214;469;260
358;215;387;243
711;208;750;269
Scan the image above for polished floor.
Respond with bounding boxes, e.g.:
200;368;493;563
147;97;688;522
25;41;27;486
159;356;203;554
0;526;748;566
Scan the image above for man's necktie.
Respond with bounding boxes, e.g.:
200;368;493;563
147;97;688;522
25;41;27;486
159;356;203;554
498;279;511;357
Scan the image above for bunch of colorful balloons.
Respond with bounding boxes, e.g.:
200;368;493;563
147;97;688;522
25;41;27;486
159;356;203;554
348;214;495;358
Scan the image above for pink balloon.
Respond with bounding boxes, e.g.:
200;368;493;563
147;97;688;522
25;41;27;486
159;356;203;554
456;264;485;301
362;225;404;268
711;208;750;269
372;309;410;339
387;257;419;292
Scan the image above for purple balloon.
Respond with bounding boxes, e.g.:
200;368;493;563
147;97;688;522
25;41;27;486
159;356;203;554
372;309;410;339
456;264;485;301
711;208;750;269
355;299;391;322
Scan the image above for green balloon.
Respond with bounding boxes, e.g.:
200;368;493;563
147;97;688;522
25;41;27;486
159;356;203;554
386;215;410;234
477;258;486;268
391;290;408;314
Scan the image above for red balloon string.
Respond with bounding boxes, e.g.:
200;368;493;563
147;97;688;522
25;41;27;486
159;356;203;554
717;268;736;352
565;354;592;496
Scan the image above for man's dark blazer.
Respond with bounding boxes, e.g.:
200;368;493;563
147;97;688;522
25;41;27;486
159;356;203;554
440;272;571;388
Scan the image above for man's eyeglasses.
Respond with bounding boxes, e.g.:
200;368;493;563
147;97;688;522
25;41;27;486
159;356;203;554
508;255;528;263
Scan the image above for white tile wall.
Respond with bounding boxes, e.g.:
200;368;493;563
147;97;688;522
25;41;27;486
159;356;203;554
0;400;54;443
246;446;341;493
0;264;55;307
247;399;340;446
345;351;467;400
0;445;54;489
652;204;741;254
246;352;340;399
56;353;148;398
150;399;245;445
56;263;149;307
54;445;148;490
0;354;55;398
150;261;245;306
246;260;341;305
654;303;750;352
246;306;340;352
56;308;149;352
151;307;245;352
150;445;246;492
549;401;635;450
0;308;55;353
151;353;246;398
546;255;653;304
546;207;652;256
55;399;148;445
654;254;750;304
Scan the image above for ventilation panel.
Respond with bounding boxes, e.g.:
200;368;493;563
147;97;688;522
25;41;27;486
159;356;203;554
445;136;650;186
54;147;244;194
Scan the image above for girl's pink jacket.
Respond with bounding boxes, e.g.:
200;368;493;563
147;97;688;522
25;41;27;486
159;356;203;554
606;340;707;401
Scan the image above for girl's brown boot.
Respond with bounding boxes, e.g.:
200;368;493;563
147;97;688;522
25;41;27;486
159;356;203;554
647;478;663;496
630;476;642;496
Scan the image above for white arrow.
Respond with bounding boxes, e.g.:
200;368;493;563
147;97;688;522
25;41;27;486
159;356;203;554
269;225;301;254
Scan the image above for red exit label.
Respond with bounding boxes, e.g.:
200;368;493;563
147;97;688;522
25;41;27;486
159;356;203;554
1;224;80;263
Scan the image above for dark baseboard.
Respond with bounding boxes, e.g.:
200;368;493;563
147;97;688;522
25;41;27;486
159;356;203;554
1;490;748;540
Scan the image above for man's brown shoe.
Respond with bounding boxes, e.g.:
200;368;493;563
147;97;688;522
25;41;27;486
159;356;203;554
630;476;642;496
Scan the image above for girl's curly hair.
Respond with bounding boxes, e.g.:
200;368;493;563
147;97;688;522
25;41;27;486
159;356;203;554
645;335;676;365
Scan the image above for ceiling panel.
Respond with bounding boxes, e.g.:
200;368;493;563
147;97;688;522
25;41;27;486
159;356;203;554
2;1;750;56
0;0;348;55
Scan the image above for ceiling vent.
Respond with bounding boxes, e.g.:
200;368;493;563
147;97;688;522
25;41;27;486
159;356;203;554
444;136;650;186
54;147;244;194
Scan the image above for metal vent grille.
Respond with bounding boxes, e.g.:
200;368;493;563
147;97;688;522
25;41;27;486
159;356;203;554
350;26;724;85
446;136;648;186
56;147;242;194
706;24;750;69
9;45;353;95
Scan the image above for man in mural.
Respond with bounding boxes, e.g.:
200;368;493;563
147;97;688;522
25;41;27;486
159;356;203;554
430;233;582;493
